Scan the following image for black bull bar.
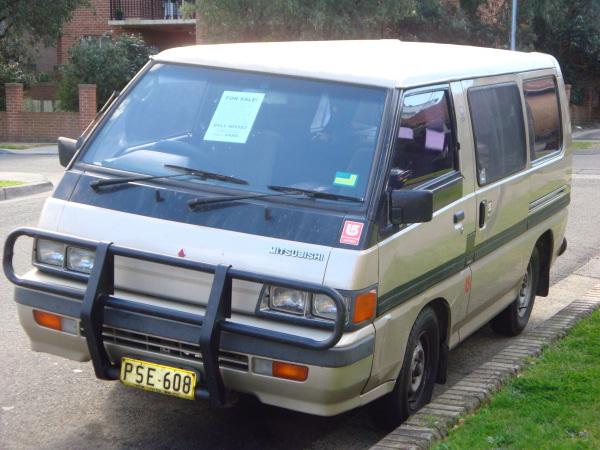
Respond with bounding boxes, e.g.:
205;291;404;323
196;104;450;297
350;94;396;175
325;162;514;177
3;227;346;406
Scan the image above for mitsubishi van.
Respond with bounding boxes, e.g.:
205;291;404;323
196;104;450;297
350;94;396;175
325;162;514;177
3;40;571;426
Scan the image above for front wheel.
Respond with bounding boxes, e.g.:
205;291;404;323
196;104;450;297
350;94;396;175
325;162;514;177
490;247;540;336
372;307;440;430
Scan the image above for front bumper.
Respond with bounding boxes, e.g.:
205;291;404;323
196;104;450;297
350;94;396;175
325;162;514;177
5;227;375;415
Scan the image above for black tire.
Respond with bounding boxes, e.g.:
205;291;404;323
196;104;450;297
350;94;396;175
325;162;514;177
490;247;540;337
372;307;440;430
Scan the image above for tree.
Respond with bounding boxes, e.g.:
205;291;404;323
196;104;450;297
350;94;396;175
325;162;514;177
57;34;157;111
193;0;503;47
520;0;600;103
0;0;88;63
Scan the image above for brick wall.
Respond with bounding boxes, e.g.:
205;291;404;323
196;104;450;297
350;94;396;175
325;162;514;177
58;0;111;64
2;83;97;142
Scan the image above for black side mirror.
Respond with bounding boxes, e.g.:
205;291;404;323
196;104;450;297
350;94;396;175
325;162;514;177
57;137;79;168
390;189;433;225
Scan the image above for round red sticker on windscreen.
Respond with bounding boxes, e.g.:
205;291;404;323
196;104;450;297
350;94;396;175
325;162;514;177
340;221;364;246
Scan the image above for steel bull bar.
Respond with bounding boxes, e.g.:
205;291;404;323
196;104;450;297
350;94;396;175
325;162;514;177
3;227;346;406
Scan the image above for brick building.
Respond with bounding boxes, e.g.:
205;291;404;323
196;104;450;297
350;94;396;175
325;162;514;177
36;0;196;72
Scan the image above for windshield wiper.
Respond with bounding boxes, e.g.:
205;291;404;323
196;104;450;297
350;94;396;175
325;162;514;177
164;164;248;186
188;186;363;209
267;185;363;203
90;164;248;190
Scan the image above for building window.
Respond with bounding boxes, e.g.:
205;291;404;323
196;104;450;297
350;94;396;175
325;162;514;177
390;89;457;189
523;77;562;160
469;83;526;186
81;35;112;48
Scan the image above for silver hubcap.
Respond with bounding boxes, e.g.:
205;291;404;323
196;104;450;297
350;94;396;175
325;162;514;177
517;263;533;318
409;340;425;395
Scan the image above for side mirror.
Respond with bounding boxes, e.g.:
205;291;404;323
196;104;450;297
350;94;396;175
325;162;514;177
390;189;433;225
57;137;79;168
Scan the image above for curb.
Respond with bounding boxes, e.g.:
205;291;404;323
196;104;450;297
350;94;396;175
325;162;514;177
0;181;53;201
370;285;600;450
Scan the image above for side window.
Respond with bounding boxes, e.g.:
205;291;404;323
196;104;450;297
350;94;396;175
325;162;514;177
523;77;562;160
390;90;457;189
469;83;526;185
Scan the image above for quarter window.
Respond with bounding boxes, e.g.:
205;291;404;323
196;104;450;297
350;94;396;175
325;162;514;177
469;84;526;185
390;90;457;189
523;77;562;160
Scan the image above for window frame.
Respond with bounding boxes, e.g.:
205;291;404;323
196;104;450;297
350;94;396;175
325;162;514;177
467;81;528;187
388;85;461;190
522;75;563;164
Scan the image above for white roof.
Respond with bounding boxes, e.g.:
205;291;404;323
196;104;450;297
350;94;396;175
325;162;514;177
153;40;559;88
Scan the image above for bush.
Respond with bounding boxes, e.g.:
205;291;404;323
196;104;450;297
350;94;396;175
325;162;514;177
57;34;156;111
0;62;35;110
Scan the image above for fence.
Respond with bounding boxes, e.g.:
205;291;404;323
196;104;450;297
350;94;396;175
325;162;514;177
0;83;97;142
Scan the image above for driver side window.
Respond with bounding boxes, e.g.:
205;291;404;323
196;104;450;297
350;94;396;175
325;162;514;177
390;89;457;189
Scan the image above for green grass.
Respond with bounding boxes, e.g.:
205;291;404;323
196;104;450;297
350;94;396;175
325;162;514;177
0;180;24;187
434;309;600;450
0;143;47;150
571;140;600;151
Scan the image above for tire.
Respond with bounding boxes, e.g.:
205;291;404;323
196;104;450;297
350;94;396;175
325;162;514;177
372;307;440;430
490;247;540;337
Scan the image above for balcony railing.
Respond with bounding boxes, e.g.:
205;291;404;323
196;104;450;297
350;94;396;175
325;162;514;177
110;0;194;21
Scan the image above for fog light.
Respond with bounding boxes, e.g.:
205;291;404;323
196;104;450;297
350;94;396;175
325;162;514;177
33;310;78;335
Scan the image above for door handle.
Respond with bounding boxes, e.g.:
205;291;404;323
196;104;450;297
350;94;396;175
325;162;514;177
478;201;487;228
453;210;465;223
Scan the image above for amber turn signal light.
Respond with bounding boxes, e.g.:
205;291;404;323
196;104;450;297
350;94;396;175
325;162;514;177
272;361;309;381
33;310;62;331
353;290;377;323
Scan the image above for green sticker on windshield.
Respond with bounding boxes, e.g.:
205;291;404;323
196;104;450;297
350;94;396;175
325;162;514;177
333;172;358;187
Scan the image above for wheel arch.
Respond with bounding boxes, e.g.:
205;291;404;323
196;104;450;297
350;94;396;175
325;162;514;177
424;297;450;384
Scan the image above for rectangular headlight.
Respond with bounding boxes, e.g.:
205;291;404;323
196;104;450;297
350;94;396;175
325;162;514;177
312;294;338;320
66;246;95;274
36;239;65;267
267;286;309;315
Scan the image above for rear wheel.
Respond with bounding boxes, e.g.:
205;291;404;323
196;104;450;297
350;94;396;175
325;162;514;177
490;247;540;336
372;307;440;429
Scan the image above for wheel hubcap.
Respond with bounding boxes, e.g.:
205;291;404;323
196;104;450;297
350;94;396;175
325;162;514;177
517;263;533;317
409;340;426;396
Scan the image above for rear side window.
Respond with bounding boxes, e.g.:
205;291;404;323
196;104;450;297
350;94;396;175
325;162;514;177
523;77;562;160
469;83;526;185
390;90;457;189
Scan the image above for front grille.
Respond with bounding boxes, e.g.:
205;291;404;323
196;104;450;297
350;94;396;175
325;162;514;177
102;326;249;372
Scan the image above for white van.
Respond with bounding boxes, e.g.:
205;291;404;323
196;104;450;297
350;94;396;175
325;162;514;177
4;40;571;427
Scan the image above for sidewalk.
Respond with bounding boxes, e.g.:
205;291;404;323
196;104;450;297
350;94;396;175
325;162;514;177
572;127;600;140
0;171;53;200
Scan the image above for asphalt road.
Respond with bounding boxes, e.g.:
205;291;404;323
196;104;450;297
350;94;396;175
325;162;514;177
1;150;600;449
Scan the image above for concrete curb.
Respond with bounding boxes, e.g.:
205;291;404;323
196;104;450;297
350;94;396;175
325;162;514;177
370;285;600;450
0;181;53;201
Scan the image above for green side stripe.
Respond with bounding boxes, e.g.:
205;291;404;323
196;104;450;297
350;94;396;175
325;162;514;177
377;193;570;315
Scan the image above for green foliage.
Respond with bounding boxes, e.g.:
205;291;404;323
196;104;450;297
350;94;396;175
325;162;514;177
57;34;157;111
0;61;35;110
0;0;89;64
520;0;600;97
194;0;499;45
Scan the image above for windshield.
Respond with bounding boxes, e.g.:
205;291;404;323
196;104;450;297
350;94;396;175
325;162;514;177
80;63;387;201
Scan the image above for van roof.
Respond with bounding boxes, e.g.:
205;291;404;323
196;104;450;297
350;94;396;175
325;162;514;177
153;40;559;88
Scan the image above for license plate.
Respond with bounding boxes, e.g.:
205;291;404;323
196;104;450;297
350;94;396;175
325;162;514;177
120;357;196;400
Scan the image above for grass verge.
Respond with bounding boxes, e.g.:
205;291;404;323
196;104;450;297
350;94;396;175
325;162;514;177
434;309;600;450
0;143;47;150
0;180;25;187
571;140;600;152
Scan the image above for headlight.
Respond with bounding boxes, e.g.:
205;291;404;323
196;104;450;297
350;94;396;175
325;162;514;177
36;240;66;266
66;246;95;273
268;286;309;315
312;294;337;320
